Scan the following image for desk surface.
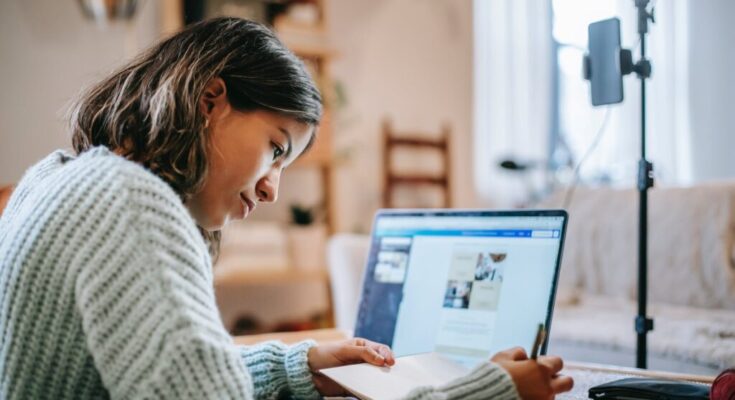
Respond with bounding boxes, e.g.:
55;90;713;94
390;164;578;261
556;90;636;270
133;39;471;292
234;329;715;398
559;365;712;399
234;328;347;346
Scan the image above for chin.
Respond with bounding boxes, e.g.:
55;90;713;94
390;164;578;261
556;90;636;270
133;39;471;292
200;224;223;232
200;215;227;232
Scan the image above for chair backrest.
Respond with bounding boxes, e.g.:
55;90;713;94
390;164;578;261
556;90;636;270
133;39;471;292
326;233;371;331
381;119;452;208
0;185;13;217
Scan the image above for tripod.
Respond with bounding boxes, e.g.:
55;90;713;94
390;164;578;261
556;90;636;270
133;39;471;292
583;0;657;369
632;0;655;369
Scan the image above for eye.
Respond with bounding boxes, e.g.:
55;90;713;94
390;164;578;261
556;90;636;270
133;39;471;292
272;142;285;160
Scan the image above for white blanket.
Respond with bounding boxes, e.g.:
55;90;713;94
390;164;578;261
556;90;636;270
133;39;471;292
553;295;735;370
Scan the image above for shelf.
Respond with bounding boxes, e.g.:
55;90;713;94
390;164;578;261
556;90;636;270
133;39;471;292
386;136;448;149
215;267;335;330
214;267;329;287
387;175;448;186
281;36;337;59
274;13;336;59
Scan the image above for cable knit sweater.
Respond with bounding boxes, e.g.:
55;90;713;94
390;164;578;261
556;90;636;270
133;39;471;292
0;147;519;399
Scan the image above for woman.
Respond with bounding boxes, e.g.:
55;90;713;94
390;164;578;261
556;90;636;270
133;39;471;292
0;18;572;399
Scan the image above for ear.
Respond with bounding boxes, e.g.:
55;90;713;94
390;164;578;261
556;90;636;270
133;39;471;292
199;77;229;121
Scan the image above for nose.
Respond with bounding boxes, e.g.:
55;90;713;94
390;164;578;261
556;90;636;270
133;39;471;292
256;169;281;203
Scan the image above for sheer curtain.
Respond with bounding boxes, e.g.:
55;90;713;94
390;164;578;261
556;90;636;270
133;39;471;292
551;0;694;185
474;0;694;207
473;0;553;206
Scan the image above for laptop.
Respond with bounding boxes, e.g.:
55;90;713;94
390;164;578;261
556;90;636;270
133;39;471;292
353;209;568;367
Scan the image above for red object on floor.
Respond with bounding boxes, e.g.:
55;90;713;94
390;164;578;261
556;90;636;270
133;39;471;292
711;369;735;400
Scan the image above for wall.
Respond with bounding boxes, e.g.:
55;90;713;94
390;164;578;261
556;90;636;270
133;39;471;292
2;0;733;228
326;0;481;232
0;0;160;186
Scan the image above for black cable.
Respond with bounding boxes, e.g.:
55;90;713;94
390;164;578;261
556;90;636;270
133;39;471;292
562;107;612;210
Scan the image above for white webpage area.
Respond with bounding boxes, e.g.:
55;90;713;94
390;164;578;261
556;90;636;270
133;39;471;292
389;219;562;368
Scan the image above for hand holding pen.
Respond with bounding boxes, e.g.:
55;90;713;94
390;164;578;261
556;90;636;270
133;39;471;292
490;323;573;399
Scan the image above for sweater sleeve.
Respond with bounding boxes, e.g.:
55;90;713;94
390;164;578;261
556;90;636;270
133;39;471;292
401;362;519;400
73;168;258;399
239;340;321;400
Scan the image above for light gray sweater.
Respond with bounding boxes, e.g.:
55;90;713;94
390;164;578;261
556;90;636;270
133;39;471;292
0;147;519;399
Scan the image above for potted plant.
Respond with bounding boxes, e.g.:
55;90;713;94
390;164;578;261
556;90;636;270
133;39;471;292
287;203;327;270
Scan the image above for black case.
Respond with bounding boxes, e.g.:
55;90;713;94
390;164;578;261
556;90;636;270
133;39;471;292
588;377;710;400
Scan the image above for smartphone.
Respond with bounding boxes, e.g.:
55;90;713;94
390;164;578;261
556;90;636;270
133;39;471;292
588;17;624;106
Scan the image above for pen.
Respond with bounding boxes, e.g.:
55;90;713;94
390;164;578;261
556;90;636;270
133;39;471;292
530;323;546;360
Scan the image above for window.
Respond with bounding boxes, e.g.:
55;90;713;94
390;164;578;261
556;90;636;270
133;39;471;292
473;0;690;207
551;0;631;184
550;0;691;186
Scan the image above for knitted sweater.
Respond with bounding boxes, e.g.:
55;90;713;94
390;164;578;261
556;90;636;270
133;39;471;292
0;147;519;399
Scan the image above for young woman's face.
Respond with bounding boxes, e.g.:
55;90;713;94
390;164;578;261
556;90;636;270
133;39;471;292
187;78;314;231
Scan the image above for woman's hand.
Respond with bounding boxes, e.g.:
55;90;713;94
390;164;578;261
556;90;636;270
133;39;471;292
307;338;395;396
491;347;574;400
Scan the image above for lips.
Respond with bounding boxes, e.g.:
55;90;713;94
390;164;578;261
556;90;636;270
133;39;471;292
239;193;255;218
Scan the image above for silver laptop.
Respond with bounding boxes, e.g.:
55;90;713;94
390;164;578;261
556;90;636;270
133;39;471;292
354;209;568;367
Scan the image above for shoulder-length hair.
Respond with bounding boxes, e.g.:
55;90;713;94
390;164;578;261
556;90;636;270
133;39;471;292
68;17;322;258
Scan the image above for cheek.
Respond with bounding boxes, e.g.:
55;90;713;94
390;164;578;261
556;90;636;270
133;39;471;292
217;151;270;192
243;147;274;179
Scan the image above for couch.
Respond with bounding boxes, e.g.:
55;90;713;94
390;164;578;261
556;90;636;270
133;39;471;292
540;182;735;375
327;182;735;375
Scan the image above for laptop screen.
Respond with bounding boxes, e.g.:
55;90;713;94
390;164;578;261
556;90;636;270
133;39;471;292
354;210;567;367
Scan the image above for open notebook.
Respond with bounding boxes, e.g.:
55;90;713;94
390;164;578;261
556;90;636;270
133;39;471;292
320;353;469;400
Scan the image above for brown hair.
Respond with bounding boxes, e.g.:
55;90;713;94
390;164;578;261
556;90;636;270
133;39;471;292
68;17;322;259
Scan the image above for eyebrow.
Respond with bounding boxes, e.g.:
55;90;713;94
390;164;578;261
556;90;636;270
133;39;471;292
278;127;294;159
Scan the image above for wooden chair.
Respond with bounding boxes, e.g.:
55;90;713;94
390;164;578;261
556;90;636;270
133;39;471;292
0;185;13;217
381;119;452;208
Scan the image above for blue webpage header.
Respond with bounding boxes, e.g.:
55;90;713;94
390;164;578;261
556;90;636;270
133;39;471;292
375;229;561;238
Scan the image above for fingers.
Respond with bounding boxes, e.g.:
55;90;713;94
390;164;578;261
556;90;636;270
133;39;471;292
508;347;528;361
540;355;572;394
349;338;396;366
372;343;395;365
368;341;395;366
492;347;528;362
338;344;387;366
537;355;564;375
550;375;574;393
